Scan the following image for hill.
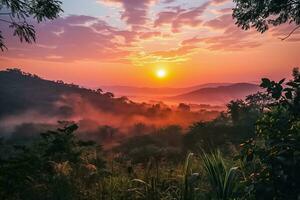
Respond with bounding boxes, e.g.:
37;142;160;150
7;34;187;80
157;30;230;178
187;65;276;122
0;68;146;119
100;83;233;97
167;83;260;104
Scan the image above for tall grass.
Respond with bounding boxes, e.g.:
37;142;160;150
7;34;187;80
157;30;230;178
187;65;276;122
201;150;239;200
182;152;198;200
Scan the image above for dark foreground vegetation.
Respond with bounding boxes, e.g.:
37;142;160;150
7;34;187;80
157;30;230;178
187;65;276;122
0;68;299;200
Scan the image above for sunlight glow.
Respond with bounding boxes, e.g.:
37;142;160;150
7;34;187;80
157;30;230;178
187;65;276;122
156;69;167;78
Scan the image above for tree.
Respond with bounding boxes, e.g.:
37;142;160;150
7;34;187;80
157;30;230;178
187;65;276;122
0;0;63;50
233;0;300;40
0;122;106;200
178;103;191;112
227;100;246;124
239;68;300;199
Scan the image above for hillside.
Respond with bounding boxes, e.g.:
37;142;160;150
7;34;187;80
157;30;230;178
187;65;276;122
0;69;220;136
0;68;146;119
168;83;260;104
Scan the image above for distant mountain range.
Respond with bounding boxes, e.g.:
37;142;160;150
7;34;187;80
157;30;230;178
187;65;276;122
100;83;233;96
166;83;260;104
101;82;261;104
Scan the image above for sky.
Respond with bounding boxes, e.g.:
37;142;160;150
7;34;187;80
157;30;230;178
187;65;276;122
0;0;299;88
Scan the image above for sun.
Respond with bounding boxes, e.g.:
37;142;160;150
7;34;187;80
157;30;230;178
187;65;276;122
156;69;167;78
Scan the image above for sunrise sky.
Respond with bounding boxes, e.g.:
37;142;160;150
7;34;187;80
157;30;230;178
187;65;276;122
0;0;299;88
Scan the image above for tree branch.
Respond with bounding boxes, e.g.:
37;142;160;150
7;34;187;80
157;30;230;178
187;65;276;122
279;25;300;41
0;18;13;24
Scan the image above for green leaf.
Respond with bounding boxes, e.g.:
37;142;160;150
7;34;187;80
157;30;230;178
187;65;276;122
278;79;285;84
285;91;292;99
260;78;271;88
286;82;299;88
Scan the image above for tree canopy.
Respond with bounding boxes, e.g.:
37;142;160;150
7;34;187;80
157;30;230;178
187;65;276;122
0;0;63;50
233;0;300;39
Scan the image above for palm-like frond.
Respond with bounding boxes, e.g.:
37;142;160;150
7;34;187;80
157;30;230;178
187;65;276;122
201;150;239;200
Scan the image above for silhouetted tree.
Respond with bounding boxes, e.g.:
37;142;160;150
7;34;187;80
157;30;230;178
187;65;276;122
96;88;103;94
178;103;191;112
104;92;114;98
227;100;246;124
233;0;300;40
0;0;63;50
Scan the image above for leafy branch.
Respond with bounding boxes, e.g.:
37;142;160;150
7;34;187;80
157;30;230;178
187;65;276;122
0;0;63;50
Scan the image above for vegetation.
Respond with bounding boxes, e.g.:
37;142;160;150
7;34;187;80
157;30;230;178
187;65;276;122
233;0;300;40
238;68;300;199
0;68;299;199
201;151;239;200
0;0;63;50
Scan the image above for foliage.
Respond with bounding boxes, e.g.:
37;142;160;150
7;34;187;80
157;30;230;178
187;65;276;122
233;0;300;39
183;90;270;154
0;122;106;200
178;103;191;112
0;0;63;50
239;68;300;199
201;151;239;200
114;125;183;165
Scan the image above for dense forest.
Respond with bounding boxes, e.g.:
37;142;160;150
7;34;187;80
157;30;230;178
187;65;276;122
0;68;299;199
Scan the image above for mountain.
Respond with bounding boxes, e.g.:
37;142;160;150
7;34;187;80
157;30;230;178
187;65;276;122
100;83;233;97
167;83;261;104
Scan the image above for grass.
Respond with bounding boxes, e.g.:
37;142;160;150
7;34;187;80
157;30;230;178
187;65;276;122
201;150;239;200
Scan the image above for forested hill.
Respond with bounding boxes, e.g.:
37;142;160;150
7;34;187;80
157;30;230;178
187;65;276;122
0;68;145;119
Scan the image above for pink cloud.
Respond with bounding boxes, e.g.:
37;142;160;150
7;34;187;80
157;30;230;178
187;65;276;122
211;0;230;5
101;0;156;27
269;23;300;41
183;13;263;51
0;15;170;63
216;7;233;14
1;15;132;63
204;14;233;29
154;2;210;32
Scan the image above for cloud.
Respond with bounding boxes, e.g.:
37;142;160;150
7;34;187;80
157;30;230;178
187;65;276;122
138;31;161;39
0;14;169;64
210;0;230;5
100;0;157;28
1;0;286;67
154;2;210;32
1;15;134;63
161;0;176;3
204;14;233;30
130;45;198;66
182;14;263;51
269;23;300;41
